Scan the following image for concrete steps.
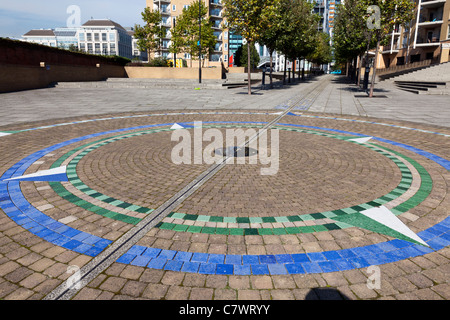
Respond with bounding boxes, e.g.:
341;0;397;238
378;64;433;82
394;80;449;95
52;74;262;90
387;61;450;83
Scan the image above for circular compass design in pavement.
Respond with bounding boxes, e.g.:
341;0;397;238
0;111;449;280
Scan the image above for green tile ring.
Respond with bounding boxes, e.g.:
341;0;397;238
47;122;432;237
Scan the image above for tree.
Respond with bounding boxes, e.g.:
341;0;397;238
257;1;284;87
134;7;166;59
333;0;376;84
234;43;260;68
170;0;216;67
308;32;332;67
274;0;319;83
223;0;279;94
361;0;416;97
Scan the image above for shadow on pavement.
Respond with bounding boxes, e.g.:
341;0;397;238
305;287;352;300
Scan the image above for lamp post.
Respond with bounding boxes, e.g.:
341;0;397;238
199;0;202;84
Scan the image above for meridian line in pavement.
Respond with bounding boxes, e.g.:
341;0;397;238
43;77;329;300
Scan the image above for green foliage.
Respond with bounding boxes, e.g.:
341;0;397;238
333;0;376;64
333;0;416;63
106;55;132;66
169;0;216;62
275;0;319;61
234;43;260;68
134;7;166;56
307;32;332;65
223;0;279;43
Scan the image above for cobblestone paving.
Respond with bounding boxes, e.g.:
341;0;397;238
0;76;449;300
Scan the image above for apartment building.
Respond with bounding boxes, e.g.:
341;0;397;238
22;19;146;61
148;0;237;64
378;0;450;69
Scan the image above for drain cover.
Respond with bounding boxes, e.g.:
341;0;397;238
215;146;258;158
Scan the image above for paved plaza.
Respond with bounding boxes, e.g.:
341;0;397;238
0;74;449;302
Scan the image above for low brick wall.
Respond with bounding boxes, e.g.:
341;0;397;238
0;63;126;93
124;66;223;80
0;38;127;93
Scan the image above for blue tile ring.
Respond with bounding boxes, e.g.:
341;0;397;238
0;120;449;276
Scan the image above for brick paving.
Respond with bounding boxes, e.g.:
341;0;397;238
0;75;449;301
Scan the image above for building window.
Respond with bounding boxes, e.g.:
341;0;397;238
172;4;176;11
448;25;450;39
79;33;85;41
102;33;107;41
95;43;100;54
110;33;115;41
94;33;99;41
86;33;92;41
87;43;93;54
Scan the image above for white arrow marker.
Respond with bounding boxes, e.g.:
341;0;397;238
3;166;68;182
361;206;429;247
349;136;373;144
0;132;12;137
171;123;185;130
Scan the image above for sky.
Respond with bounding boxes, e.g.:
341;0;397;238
0;0;147;38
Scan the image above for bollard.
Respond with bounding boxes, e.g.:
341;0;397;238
262;70;266;90
363;67;370;90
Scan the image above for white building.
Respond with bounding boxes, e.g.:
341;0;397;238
78;19;133;59
22;29;58;47
21;19;147;61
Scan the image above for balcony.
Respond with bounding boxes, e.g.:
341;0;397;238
210;9;222;18
382;44;400;54
421;0;446;9
210;0;223;6
214;32;222;41
153;0;171;3
418;6;444;26
416;35;441;47
158;8;171;15
212;22;222;30
160;18;171;28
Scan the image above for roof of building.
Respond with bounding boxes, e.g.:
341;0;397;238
23;29;55;37
82;19;127;31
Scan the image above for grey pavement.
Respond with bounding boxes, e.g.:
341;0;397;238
0;74;449;128
0;74;449;302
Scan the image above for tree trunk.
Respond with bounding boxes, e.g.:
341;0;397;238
369;39;380;98
269;51;273;88
247;41;252;95
283;57;287;85
357;54;363;87
293;60;296;82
